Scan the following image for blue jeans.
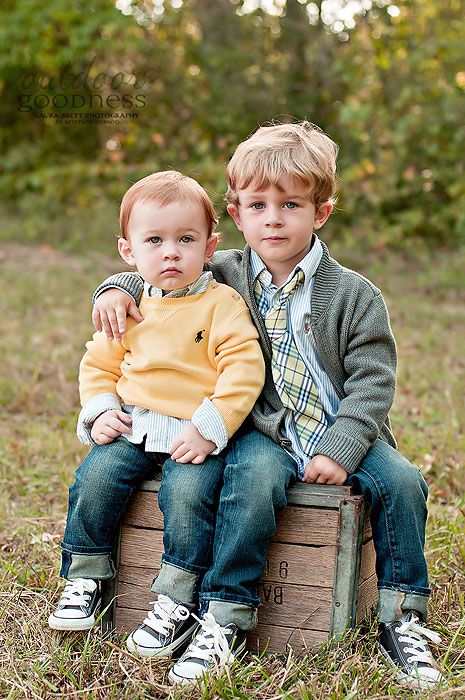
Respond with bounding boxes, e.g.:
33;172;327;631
60;429;297;630
347;438;430;622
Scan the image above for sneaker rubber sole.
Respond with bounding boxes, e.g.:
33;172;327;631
48;601;101;631
379;643;443;690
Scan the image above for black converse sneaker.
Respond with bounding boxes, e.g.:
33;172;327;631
168;612;247;685
48;579;100;631
126;594;198;658
379;611;444;689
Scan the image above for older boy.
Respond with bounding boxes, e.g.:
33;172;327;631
49;171;287;686
92;123;443;689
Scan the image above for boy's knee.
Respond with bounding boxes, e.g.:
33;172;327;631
159;459;221;513
224;462;289;512
387;455;428;499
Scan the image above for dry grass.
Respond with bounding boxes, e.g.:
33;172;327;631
1;242;464;698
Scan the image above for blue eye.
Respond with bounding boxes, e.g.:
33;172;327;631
148;236;161;244
283;202;297;209
180;235;194;243
251;202;265;210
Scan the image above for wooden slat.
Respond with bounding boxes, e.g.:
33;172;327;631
120;528;164;567
116;564;332;632
356;573;378;619
359;539;376;584
248;622;329;653
362;508;372;541
115;605;150;634
274;506;339;546
263;541;336;587
138;479;356;497
257;583;332;630
119;527;336;588
138;479;362;509
123;491;340;546
124;492;164;530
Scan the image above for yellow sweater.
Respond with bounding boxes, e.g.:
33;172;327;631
79;281;265;438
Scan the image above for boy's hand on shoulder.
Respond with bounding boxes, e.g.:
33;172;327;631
303;454;348;485
170;425;215;465
92;290;144;341
90;409;132;445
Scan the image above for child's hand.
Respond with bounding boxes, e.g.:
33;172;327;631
302;454;348;485
169;425;216;464
90;410;132;445
92;290;144;341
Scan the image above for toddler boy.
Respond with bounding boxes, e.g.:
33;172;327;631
49;171;276;686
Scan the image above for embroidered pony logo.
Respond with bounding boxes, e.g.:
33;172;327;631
195;330;206;343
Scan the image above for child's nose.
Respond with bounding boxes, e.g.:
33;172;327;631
265;206;283;227
163;244;180;259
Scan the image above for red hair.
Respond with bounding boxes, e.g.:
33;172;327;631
120;171;218;239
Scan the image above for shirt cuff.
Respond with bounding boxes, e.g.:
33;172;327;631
77;393;122;445
191;398;228;454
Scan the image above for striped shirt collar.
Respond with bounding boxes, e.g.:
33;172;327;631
143;270;214;298
250;234;323;291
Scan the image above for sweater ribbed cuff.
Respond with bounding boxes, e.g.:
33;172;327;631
191;399;228;454
92;273;144;306
315;429;368;474
77;393;122;445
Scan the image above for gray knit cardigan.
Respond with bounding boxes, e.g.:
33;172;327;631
93;242;397;474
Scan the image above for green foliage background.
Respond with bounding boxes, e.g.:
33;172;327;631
1;0;464;252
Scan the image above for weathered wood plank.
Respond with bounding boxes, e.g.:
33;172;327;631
123;491;340;546
362;508;372;541
138;479;362;509
246;623;329;653
124;492;164;530
356;573;378;619
120;528;164;568
257;583;332;630
119;528;337;588
359;539;376;584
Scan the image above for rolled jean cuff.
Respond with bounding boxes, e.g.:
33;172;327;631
60;549;115;580
151;561;199;605
202;598;257;631
377;587;430;623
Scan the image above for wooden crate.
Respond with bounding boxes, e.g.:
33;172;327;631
101;479;377;653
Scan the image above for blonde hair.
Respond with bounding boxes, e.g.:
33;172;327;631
225;121;339;207
120;170;218;239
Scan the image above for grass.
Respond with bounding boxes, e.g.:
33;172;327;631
0;240;464;698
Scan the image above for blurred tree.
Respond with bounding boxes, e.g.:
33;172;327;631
335;0;465;245
0;0;463;249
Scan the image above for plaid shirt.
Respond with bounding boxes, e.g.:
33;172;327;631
251;237;340;476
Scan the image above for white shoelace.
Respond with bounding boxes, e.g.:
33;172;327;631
142;594;190;636
397;614;441;665
59;579;96;607
184;613;233;666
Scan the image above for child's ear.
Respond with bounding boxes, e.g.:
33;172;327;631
226;203;242;231
313;202;333;230
205;234;218;262
118;237;136;266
